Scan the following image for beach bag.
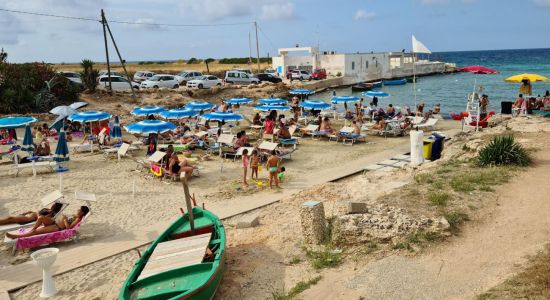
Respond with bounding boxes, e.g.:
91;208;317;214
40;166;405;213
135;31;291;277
150;164;163;177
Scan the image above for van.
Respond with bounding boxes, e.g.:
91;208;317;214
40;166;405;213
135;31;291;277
224;70;260;85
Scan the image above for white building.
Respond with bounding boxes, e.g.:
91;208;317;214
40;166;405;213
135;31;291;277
272;46;447;83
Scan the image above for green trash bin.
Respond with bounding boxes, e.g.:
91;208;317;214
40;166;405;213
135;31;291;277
423;139;434;160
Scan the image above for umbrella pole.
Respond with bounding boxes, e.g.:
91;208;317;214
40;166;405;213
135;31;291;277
181;177;195;234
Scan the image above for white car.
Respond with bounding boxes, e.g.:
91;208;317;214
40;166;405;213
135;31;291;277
186;75;223;89
98;70;125;77
140;74;179;89
97;75;140;91
58;71;82;84
291;70;311;81
133;71;156;82
175;71;203;85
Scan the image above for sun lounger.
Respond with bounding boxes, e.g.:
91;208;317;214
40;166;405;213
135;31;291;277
258;141;296;161
135;150;166;173
216;134;236;158
337;127;367;145
71;143;100;153
12;154;56;177
299;124;319;137
415;118;438;130
0;190;68;234
103;143;138;160
224;146;254;161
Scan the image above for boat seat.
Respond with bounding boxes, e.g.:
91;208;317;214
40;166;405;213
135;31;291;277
137;232;212;281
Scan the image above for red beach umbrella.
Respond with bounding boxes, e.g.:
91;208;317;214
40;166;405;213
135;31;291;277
457;65;498;74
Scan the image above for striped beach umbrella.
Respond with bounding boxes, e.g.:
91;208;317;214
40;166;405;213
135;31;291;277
224;98;253;105
67;111;112;123
289;89;314;95
0;116;38;129
331;96;361;104
299;100;331;110
131;106;166;116
21;125;34;154
124;120;177;134
362;90;390;98
53;130;70;163
201;112;243;122
253;105;290;112
258;98;288;105
185;101;215;111
159;108;198;120
111;116;122;139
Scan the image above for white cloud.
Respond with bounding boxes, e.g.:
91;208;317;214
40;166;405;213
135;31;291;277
123;18;165;31
532;0;550;7
180;0;296;21
354;9;376;21
260;2;295;21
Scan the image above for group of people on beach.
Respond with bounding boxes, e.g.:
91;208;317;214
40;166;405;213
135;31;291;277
241;148;284;189
513;90;550;115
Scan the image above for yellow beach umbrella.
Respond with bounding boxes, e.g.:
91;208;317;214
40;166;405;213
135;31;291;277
504;73;550;83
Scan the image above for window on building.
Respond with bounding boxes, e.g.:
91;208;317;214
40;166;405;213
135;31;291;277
351;61;355;70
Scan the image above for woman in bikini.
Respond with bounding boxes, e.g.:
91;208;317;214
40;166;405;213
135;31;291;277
0;202;63;226
6;206;89;239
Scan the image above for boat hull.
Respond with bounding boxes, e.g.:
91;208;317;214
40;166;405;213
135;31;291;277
351;83;373;91
371;81;383;88
383;79;407;85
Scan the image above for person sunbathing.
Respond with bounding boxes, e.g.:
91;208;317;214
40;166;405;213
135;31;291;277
319;117;334;134
168;153;196;180
278;122;291;139
371;117;386;130
0;202;63;226
6;206;89;239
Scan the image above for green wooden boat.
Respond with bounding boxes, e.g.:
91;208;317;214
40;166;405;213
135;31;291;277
119;207;226;300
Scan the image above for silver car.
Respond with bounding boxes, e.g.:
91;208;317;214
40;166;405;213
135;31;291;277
224;71;259;85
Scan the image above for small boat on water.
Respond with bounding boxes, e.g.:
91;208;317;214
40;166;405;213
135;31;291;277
405;77;417;83
119;193;225;300
351;82;373;91
383;79;407;85
371;81;383;88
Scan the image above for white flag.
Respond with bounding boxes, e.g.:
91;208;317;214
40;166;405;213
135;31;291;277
412;35;432;54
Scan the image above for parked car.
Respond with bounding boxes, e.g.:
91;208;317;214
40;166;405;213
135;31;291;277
133;71;155;82
264;68;279;77
224;70;260;85
140;74;179;89
311;68;327;80
291;70;312;81
97;75;140;91
233;68;253;75
98;70;125;77
186;75;223;89
256;73;283;83
58;71;82;84
175;71;202;85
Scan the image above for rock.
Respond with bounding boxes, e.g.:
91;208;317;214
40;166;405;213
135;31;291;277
300;201;326;245
347;202;368;214
437;216;450;231
172;93;184;100
236;214;260;229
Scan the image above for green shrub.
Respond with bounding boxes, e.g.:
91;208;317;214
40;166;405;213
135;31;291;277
477;135;531;166
428;191;449;206
305;248;341;269
444;211;470;231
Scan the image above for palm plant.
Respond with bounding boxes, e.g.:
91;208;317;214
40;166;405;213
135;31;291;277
80;59;99;92
477;135;531;166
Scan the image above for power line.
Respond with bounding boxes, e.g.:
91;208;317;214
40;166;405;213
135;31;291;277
0;7;254;27
256;24;277;51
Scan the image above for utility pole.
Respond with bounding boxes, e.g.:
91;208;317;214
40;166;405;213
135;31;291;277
254;21;260;73
101;9;112;93
103;11;136;99
248;31;252;65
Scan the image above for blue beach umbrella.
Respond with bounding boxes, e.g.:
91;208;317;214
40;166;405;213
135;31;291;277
299;100;331;110
224;98;253;105
185;101;215;111
21;125;34;154
53;130;70;163
124;120;177;134
0;116;38;129
201;112;243;122
111;116;122;139
131;106;166;116
289;89;314;95
159;108;198;120
253;105;290;112
362;90;390;98
331;96;361;104
258;98;288;105
67;111;112;123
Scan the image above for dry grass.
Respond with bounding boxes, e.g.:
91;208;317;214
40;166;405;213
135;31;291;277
477;244;550;299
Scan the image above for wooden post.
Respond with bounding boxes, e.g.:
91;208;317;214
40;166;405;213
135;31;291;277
181;177;195;233
101;9;112;93
254;21;261;73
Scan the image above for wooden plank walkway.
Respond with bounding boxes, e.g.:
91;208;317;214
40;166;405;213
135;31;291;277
0;142;414;294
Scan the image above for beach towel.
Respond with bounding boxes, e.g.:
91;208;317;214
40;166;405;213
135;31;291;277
9;217;87;250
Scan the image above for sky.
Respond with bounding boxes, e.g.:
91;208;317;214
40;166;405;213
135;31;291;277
2;0;550;63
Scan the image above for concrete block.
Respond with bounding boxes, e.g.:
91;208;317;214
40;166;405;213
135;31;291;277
236;214;260;229
348;202;368;214
300;201;326;245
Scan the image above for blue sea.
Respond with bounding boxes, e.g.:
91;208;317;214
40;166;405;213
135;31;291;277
315;48;550;114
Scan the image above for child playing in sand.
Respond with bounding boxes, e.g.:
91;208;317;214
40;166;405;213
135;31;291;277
278;166;286;183
250;150;260;180
242;149;249;186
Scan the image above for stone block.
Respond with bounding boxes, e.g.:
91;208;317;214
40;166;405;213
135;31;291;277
236;214;260;229
348;202;368;214
300;201;326;245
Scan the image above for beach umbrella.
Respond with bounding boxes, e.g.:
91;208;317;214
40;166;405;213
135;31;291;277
53;130;70;164
362;90;390;98
124;120;177;134
457;66;498;74
504;73;550;83
21;125;34;154
67;111;112;123
185;101;215;111
289;89;314;95
0;116;38;129
111;116;122;139
224;98;253;105
299;100;331;110
131;106;166;116
69;102;88;110
253;105;290;112
159;108;197;120
201;112;243;122
49;115;65;131
331;96;361;104
49;105;78;116
258;98;288;105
